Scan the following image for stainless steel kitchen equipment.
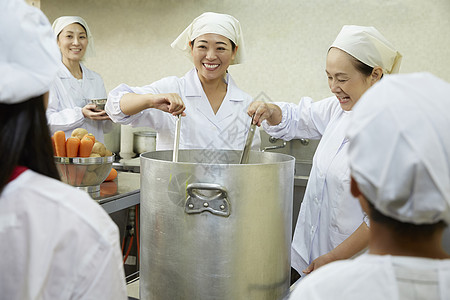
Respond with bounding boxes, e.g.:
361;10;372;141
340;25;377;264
140;149;295;299
240;116;256;164
54;154;114;197
172;115;181;162
133;131;156;155
90;98;107;110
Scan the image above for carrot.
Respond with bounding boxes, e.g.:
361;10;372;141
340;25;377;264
104;168;118;181
51;136;57;156
75;165;87;186
66;137;80;157
79;136;95;157
56;164;68;183
65;137;80;185
83;133;95;144
53;131;66;157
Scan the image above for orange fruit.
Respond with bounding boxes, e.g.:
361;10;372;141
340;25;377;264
104;168;118;181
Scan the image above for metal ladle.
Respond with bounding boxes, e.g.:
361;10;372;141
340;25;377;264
239;115;256;164
173;115;181;162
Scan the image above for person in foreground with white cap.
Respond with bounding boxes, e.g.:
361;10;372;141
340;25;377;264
0;1;127;299
106;12;260;150
288;72;450;299
248;25;403;282
46;16;112;143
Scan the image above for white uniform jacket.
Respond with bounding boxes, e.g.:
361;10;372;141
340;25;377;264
262;96;365;274
0;170;127;299
106;68;260;151
47;62;112;143
288;254;450;300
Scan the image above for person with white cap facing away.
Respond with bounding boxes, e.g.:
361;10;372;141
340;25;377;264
106;12;260;151
0;1;127;299
46;16;112;143
288;72;450;300
248;25;402;282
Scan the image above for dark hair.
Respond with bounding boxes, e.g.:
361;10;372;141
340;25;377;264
366;200;446;238
0;95;60;194
191;38;237;51
348;55;375;77
56;22;87;41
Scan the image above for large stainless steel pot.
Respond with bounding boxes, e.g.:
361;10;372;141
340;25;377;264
133;131;156;155
140;149;295;300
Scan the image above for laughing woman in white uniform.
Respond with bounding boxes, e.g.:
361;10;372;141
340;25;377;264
106;12;260;150
46;16;111;143
0;2;127;299
289;73;450;300
248;26;402;281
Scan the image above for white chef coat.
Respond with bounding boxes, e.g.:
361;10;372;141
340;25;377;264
47;62;112;143
0;170;127;300
288;253;450;300
262;96;365;275
106;68;260;151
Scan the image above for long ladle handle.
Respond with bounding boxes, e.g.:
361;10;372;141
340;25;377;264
173;115;181;162
240;115;256;164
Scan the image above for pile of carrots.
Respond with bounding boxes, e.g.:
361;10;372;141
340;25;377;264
52;128;117;185
52;130;97;158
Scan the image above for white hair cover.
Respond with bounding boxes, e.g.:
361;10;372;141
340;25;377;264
330;25;402;74
348;73;450;224
0;0;60;104
171;12;245;65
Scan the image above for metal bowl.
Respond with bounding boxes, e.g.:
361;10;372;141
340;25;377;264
54;155;115;194
90;98;107;110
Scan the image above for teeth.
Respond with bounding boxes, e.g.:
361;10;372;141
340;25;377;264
204;64;219;68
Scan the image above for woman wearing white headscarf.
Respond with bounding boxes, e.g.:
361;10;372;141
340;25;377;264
248;25;402;281
288;72;450;299
47;16;112;143
106;12;260;150
0;2;126;299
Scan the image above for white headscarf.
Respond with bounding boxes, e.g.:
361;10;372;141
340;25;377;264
52;16;95;58
330;25;402;74
171;12;245;65
0;0;60;104
348;73;450;224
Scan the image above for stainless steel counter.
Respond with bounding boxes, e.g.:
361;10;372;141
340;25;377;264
91;171;140;214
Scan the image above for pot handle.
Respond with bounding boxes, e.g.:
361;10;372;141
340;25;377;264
185;183;230;217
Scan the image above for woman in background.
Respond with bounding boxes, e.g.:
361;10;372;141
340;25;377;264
248;25;402;282
106;12;260;151
0;2;126;298
46;16;111;143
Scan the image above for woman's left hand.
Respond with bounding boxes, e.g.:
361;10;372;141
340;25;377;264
302;252;336;275
82;103;111;121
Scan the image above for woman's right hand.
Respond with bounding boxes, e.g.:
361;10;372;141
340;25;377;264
82;103;111;120
247;101;282;126
149;93;186;116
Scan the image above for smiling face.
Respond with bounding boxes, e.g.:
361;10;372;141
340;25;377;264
326;47;381;111
57;23;88;64
190;33;237;84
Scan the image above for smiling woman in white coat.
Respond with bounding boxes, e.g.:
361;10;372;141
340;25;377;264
248;25;402;282
106;12;260;151
46;16;112;143
289;72;450;300
0;1;127;299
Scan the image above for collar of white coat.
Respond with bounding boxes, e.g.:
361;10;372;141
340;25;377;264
57;62;96;80
184;68;245;102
